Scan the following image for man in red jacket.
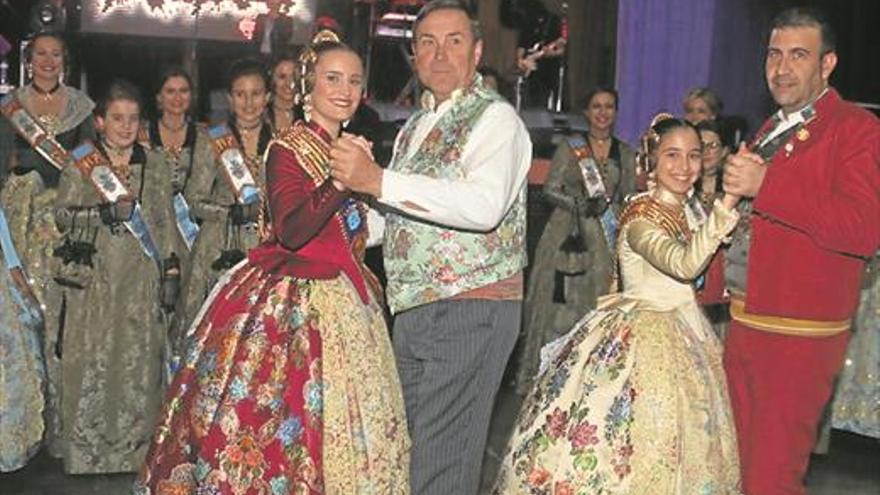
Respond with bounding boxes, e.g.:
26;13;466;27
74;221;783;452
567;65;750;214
722;7;880;495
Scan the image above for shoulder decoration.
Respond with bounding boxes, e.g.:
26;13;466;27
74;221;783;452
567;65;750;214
270;121;330;185
619;193;690;244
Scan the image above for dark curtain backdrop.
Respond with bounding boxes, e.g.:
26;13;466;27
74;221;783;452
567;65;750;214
614;0;720;145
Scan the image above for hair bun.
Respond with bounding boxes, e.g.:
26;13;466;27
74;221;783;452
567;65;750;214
648;112;675;129
311;29;340;46
299;29;341;67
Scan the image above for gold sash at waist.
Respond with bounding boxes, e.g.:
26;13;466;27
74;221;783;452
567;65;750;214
729;293;850;337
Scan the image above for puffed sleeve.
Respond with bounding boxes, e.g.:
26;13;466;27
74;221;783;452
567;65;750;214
266;143;350;251
627;200;739;281
542;140;581;211
185;132;231;222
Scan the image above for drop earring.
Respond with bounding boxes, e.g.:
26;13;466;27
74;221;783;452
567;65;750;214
26;63;33;81
302;93;312;123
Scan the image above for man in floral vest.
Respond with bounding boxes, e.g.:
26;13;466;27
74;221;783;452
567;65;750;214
330;1;532;493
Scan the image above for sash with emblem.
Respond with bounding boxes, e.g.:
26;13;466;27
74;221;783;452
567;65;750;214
1;93;74;171
207;124;260;206
173;193;199;250
568;135;618;252
70;141;162;268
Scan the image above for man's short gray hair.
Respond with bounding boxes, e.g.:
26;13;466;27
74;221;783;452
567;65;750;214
413;0;482;42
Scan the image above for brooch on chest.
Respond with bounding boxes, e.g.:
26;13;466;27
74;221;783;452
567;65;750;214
340;199;365;240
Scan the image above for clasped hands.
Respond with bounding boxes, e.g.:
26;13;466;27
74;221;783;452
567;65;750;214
328;133;383;197
722;142;766;201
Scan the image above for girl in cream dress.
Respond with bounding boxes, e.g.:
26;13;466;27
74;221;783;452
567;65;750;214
495;116;742;495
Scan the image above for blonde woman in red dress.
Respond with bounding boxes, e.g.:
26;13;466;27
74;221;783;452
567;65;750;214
135;33;409;495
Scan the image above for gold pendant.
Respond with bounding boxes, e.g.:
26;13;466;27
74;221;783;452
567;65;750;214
37;114;61;138
797;128;810;141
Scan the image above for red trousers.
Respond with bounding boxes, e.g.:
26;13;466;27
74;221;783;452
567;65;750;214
723;320;850;495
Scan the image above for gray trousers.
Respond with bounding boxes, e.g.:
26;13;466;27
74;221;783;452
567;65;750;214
393;299;521;495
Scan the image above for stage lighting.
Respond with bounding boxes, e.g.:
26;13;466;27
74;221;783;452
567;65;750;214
30;0;66;33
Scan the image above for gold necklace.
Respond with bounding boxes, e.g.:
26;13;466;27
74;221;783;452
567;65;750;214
587;133;611;165
159;116;187;133
30;81;61;102
37;113;62;137
103;142;134;189
103;140;133;163
236;120;262;136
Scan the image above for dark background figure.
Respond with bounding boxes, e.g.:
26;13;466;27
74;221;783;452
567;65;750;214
513;0;565;110
250;0;295;59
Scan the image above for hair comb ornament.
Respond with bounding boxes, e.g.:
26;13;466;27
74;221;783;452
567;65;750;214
297;29;342;96
637;112;676;174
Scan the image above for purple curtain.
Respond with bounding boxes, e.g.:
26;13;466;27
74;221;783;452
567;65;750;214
615;0;718;144
615;0;775;145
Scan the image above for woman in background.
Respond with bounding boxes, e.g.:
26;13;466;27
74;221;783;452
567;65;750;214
516;87;636;394
54;80;174;473
173;58;272;350
146;67;211;291
268;51;302;134
682;87;723;125
692;119;731;334
0;31;95;458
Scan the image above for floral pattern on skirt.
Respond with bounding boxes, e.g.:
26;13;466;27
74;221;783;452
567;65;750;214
135;262;409;494
494;299;740;494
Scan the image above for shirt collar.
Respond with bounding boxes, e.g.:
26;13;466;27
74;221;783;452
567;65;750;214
773;86;828;127
420;73;484;112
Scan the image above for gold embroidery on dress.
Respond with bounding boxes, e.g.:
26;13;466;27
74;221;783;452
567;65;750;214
619;195;690;243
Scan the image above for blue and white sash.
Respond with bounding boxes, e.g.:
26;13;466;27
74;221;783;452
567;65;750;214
173;193;199;250
568;135;618;251
71;142;162;269
0;208;43;323
207;124;260;206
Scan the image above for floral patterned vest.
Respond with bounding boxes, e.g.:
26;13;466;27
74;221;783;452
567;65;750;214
383;88;527;314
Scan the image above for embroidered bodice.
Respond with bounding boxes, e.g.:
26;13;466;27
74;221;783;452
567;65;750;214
247;120;375;302
617;189;738;312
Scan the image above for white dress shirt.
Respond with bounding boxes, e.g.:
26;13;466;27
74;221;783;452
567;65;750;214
378;98;532;232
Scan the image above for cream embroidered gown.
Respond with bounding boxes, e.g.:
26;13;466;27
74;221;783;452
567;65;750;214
495;189;741;494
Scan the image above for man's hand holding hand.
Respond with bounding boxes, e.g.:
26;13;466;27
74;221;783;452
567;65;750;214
723;142;767;198
329;134;382;197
